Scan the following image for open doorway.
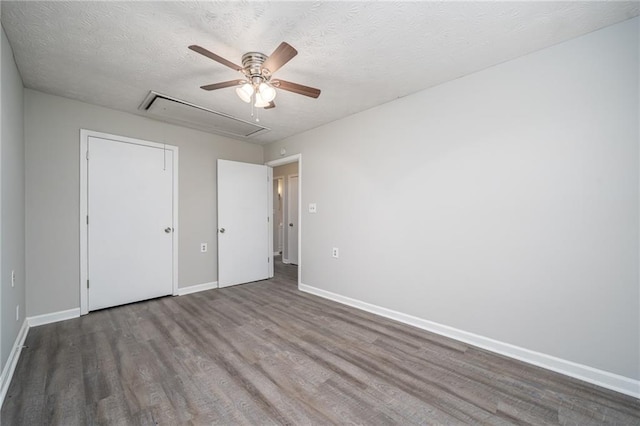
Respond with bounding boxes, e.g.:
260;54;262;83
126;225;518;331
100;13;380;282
267;155;300;285
273;176;285;257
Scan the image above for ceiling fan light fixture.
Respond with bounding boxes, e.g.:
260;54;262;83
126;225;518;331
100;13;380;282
235;83;253;103
254;91;271;108
258;82;276;102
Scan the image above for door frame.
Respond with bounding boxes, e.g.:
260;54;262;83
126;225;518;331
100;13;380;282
79;129;179;315
266;154;302;287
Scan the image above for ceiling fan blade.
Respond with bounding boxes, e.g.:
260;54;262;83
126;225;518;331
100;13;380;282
264;101;276;109
200;80;244;91
188;45;242;72
272;79;321;98
262;42;298;74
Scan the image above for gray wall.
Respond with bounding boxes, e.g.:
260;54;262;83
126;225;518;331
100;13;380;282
273;162;299;260
1;25;26;368
265;18;640;379
24;89;263;316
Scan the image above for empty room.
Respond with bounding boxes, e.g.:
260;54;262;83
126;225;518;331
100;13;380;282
1;1;639;424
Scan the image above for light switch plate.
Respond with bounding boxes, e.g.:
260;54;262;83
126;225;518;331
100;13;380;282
309;203;317;213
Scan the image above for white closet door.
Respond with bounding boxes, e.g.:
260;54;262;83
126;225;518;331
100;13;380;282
88;136;174;311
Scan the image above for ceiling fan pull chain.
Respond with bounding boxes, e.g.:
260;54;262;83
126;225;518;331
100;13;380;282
251;91;255;118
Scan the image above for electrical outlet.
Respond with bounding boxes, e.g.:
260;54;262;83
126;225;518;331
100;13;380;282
11;270;15;288
16;305;19;321
332;247;339;258
308;203;317;213
200;243;208;253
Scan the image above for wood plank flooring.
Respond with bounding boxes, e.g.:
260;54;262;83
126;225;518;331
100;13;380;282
2;260;639;425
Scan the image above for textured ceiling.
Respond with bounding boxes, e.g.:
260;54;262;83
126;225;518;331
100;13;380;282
2;1;638;144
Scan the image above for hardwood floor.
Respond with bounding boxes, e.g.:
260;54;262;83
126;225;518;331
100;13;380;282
2;260;639;425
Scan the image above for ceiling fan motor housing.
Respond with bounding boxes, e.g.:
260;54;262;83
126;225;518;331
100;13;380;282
242;52;269;82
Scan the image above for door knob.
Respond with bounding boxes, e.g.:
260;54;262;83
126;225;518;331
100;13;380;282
219;228;225;233
289;223;293;227
164;227;172;233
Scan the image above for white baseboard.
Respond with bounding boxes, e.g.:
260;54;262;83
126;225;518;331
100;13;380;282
282;258;290;264
299;283;640;399
0;319;29;407
27;308;80;327
177;281;218;296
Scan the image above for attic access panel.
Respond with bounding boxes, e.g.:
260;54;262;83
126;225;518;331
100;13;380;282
139;91;270;138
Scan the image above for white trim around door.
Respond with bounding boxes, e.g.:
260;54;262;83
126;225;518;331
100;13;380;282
79;129;179;315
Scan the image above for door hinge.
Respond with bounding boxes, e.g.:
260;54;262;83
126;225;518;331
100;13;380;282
267;216;269;222
87;280;89;289
86;215;89;225
268;257;270;263
86;151;89;160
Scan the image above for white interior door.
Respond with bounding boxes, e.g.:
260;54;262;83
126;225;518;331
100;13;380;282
87;136;174;311
287;175;299;265
218;159;271;287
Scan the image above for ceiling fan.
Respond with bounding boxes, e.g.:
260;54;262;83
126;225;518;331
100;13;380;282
188;42;321;110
